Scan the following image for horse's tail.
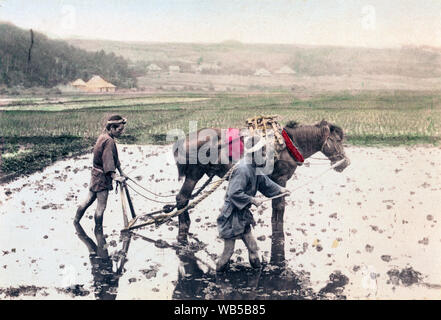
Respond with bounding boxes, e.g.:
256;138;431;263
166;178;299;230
173;138;187;181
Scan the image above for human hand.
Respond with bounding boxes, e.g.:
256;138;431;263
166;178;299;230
114;175;127;183
280;187;291;195
251;197;262;207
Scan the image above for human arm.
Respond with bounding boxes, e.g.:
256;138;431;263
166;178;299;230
258;175;290;198
227;166;254;210
102;139;126;182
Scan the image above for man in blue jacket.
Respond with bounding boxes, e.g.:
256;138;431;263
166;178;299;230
216;135;290;272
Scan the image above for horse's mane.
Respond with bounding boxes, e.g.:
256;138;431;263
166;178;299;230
285;121;300;129
283;120;344;142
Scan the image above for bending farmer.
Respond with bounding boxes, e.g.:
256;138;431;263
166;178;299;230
216;135;290;272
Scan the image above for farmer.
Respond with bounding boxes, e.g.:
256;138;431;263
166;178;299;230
216;135;290;272
74;114;128;231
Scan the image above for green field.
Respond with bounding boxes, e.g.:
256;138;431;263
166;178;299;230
1;91;440;179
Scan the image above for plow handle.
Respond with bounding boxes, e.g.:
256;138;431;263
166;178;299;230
123;184;136;219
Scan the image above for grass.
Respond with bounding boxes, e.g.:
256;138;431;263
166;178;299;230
1;90;440;178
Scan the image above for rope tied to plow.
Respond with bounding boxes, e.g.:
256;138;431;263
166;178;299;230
124;164;237;231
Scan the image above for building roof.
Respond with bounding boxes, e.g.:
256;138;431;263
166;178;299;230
275;66;296;74
71;78;87;86
147;63;162;71
254;68;271;76
86;75;116;88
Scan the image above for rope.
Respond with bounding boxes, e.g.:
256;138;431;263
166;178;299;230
308;156;329;161
261;192;290;203
127;172;217;199
295;158;346;190
128;177;177;198
188;174;214;199
127;173;215;203
256;158;347;203
125;164;237;231
125;183;176;204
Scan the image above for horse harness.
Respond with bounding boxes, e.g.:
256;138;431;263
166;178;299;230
320;130;345;162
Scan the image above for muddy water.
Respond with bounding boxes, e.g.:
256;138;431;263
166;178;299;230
1;145;441;299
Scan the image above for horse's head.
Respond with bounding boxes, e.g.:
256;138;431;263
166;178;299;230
317;120;350;172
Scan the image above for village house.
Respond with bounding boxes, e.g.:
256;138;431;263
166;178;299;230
254;68;271;77
192;63;221;73
147;63;162;73
274;66;296;75
71;78;87;90
168;65;181;73
85;75;116;93
70;76;116;93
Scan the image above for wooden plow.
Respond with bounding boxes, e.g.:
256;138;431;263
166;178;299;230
118;165;237;233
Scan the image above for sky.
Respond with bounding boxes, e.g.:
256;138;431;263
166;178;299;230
1;0;441;47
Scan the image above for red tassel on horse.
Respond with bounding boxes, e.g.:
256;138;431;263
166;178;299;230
282;129;304;163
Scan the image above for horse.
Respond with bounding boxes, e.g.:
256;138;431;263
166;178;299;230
172;120;350;244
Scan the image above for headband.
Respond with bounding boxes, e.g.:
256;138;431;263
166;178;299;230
107;118;127;125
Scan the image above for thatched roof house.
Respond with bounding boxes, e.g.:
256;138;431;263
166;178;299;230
193;63;221;73
71;78;87;88
147;63;162;72
275;66;296;75
254;68;271;77
85;75;116;93
168;65;181;73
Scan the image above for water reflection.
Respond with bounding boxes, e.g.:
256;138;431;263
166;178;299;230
172;230;317;300
74;222;131;300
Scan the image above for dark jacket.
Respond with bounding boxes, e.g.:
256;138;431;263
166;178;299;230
89;132;120;192
217;160;281;239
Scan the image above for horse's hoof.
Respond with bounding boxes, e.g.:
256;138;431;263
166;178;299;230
250;257;261;269
216;261;229;273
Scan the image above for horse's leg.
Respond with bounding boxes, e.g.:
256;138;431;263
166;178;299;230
176;178;197;244
176;169;204;244
271;179;287;266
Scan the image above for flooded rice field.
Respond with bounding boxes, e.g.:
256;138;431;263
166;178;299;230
1;145;441;299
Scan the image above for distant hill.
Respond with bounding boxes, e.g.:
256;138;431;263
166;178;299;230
67;38;441;78
0;22;137;88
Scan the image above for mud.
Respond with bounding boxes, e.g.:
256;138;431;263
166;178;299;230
1;145;441;299
387;267;422;287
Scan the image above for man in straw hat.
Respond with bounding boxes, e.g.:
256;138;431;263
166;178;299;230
216;135;290;272
74;114;128;231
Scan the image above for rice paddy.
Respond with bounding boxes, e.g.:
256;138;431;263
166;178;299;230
1;90;440;177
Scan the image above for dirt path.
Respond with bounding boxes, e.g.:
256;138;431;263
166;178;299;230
1;145;440;299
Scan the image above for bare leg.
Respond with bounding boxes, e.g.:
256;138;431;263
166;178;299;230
216;238;236;272
242;230;261;268
74;191;97;224
94;190;109;233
